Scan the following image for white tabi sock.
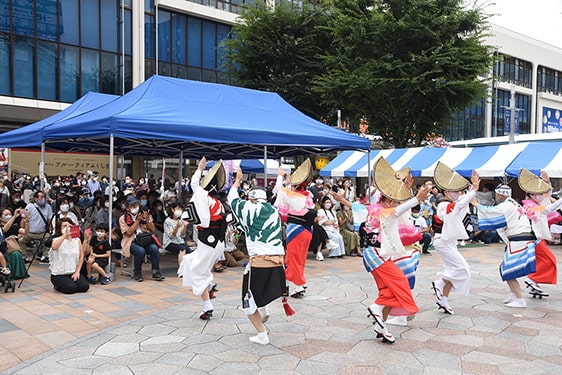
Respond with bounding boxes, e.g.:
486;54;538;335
249;331;269;345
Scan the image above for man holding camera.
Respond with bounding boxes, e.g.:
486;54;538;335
19;191;53;263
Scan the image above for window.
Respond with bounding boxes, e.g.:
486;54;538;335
101;0;118;52
37;40;57;100
60;0;79;45
491;89;531;136
13;36;34;98
202;21;215;70
172;13;186;64
0;0;10;33
187;17;201;67
445;99;486;141
157;10;170;62
60;44;79;101
493;54;532;89
145;14;154;59
36;0;59;41
0;33;11;95
537;66;562;96
101;51;118;94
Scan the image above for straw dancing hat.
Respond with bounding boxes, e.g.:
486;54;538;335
201;160;226;191
373;157;412;201
433;162;469;192
290;158;313;185
518;168;550;194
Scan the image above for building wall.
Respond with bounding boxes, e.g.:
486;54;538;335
445;24;562;142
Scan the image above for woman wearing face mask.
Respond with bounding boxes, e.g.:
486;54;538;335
332;158;430;344
431;163;480;315
518;169;560;298
318;196;346;258
95;196;111;227
51;198;79;234
1;207;30;278
163;203;191;264
49;217;91;294
150;198;167;241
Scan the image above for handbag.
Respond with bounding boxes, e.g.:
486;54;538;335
135;232;155;247
6;235;22;255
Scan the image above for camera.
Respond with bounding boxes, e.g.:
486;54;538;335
139;206;149;213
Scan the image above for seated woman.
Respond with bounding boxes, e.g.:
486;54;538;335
163;202;192;264
317;196;345;258
337;204;362;256
49;217;90;294
1;207;30;279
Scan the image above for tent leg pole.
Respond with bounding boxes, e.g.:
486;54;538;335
367;149;371;198
178;148;184;198
263;146;267;187
109;135;114;250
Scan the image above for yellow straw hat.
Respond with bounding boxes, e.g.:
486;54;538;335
433;161;469;192
201;160;226;191
518;168;550;194
373;157;412;201
290;158;313;185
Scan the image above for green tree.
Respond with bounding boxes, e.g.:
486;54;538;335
315;0;493;147
222;2;332;119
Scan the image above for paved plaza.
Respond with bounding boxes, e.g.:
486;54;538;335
1;243;561;374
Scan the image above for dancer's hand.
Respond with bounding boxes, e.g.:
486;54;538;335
471;171;480;190
198;157;206;171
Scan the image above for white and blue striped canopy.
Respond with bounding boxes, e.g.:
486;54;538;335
506;142;562;177
320;142;550;178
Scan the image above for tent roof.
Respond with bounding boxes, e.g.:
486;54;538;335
505;142;562;177
320;143;535;178
0;92;118;148
4;76;369;158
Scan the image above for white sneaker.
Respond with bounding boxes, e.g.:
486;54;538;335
249;332;269;345
386;316;408;327
505;298;527;308
316;252;324;261
503;293;517;304
459;240;466;247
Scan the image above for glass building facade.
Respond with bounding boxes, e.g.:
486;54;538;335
0;0;133;102
491;89;531;137
445;52;536;141
0;0;231;103
443;99;486;141
144;6;231;84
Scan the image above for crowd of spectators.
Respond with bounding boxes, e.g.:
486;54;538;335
0;167;515;294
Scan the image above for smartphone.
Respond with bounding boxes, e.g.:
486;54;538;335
70;225;81;239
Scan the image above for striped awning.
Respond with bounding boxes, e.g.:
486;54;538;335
506;142;562;177
320;143;534;178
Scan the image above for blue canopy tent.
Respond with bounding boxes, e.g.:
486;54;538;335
0;92;118;148
0;76;369;159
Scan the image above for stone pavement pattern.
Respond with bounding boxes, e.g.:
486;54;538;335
1;244;561;374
